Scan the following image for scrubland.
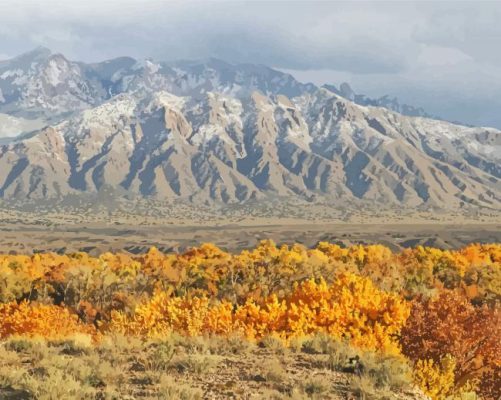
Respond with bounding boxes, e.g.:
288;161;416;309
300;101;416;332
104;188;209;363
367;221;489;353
0;242;499;399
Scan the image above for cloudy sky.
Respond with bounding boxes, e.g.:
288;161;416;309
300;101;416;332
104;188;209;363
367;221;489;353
1;0;501;128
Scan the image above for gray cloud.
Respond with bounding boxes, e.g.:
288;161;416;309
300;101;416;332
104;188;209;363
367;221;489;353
413;2;501;65
0;0;421;71
1;1;501;128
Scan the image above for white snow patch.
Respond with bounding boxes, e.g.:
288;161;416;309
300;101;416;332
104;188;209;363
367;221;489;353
78;95;136;130
191;124;225;146
45;59;65;86
145;60;160;74
150;91;186;112
1;69;24;79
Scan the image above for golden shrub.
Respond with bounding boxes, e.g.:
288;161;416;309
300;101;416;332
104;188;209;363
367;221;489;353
110;274;410;353
413;356;456;400
0;301;96;340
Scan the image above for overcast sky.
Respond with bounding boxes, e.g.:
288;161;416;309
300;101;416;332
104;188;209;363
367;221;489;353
1;0;501;128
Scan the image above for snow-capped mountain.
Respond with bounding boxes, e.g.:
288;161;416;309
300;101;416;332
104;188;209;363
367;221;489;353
0;49;499;210
0;48;315;123
0;47;106;120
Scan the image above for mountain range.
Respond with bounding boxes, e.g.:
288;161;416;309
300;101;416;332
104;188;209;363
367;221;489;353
0;47;499;210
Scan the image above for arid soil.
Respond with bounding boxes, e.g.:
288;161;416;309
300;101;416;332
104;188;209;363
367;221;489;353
0;335;427;400
0;218;499;255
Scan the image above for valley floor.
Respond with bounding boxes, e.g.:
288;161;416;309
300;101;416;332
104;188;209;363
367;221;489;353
0;218;499;255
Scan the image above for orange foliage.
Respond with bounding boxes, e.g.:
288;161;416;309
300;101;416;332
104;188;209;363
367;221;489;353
0;242;498;399
0;301;97;340
401;290;500;399
110;274;410;353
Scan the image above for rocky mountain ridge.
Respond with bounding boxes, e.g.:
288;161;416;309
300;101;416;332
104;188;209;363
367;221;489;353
323;83;434;119
0;48;499;210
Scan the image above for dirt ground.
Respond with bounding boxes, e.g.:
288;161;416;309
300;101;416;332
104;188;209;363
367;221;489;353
0;335;427;400
0;219;499;255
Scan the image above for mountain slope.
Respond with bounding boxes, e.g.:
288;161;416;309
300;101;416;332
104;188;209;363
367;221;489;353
0;49;499;210
0;82;499;210
0;49;317;137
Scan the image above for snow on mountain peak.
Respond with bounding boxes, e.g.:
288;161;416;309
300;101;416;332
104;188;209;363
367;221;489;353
79;93;136;130
44;57;69;86
143;91;185;114
144;59;160;74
